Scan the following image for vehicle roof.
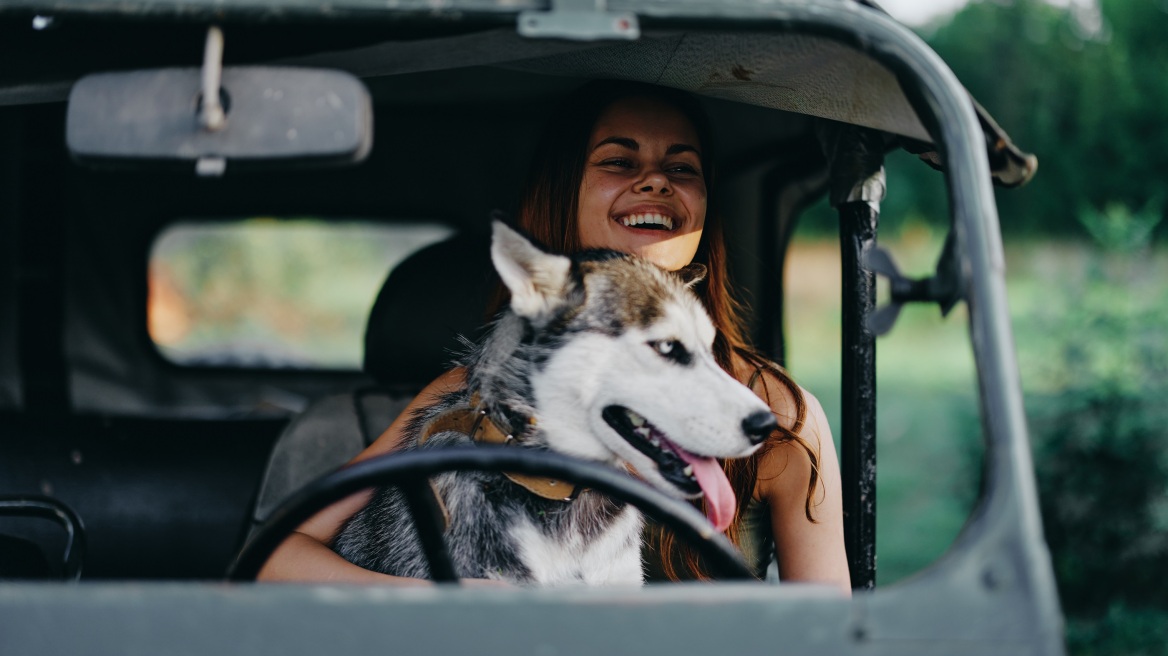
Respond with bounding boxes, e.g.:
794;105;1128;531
0;5;1034;185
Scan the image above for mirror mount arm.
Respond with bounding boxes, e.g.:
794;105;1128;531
199;26;227;132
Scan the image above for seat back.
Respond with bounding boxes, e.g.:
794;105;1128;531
248;232;494;536
363;230;495;390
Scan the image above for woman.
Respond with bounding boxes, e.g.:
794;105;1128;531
258;81;850;592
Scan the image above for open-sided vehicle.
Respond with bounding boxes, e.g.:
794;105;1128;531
0;0;1064;653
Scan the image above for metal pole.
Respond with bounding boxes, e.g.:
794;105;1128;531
818;122;886;590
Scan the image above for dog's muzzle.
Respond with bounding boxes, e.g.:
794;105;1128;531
601;405;702;495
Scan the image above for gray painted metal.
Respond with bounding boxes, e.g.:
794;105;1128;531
0;0;539;15
518;0;641;40
0;1;1065;654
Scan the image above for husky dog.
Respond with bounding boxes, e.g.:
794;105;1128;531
332;222;777;585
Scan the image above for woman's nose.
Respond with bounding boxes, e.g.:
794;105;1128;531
635;168;670;194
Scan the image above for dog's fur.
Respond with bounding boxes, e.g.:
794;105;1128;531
331;222;774;585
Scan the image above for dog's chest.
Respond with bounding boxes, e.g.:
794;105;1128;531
506;505;644;585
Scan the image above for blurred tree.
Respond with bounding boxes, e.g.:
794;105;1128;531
909;4;1168;653
892;0;1168;238
1021;203;1168;654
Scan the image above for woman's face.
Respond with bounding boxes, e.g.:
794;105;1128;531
577;95;707;272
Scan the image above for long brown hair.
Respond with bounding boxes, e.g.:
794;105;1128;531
509;80;821;580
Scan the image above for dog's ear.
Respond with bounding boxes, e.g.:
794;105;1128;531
490;221;572;319
673;263;707;289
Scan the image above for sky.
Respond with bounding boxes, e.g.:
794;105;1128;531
877;0;1102;30
877;0;971;26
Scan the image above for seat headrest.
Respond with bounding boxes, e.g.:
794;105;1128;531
363;232;495;389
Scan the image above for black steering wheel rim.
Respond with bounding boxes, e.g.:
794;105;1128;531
228;446;755;582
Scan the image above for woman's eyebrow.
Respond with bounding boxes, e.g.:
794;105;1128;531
593;136;701;157
594;136;639;151
666;143;701;156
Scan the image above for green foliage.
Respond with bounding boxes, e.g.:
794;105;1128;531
903;0;1168;238
784;233;985;585
1017;205;1168;652
1078;198;1164;253
1065;604;1168;656
795;4;1168;644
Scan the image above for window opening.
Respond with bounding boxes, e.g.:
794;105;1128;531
148;218;453;370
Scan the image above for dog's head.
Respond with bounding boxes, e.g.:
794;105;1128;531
490;222;777;532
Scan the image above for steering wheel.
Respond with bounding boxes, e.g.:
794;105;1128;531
228;446;755;582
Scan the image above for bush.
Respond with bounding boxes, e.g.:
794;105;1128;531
1021;204;1168;653
1064;604;1168;656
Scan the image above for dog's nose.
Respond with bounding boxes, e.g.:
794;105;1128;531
741;410;778;444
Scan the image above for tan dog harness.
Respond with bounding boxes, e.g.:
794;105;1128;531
418;396;577;502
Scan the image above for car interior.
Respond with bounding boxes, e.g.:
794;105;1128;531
0;4;1066;653
1;27;857;580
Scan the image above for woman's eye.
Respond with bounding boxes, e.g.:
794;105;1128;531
601;158;634;168
667;164;699;175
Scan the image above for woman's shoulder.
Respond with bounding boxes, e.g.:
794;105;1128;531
361;366;468;459
729;352;825;434
734;354;835;510
428;366;468;390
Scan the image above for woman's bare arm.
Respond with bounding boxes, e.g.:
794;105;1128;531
751;374;852;595
256;368;467;583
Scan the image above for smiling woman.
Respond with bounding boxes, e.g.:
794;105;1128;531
519;83;714;275
577;95;708;272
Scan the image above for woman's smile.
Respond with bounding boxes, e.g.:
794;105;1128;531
612;203;682;231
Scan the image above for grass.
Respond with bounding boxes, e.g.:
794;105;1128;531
784;230;1168;654
784;231;982;586
783;231;1168;584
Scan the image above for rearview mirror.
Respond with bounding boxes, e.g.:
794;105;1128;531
66;67;373;174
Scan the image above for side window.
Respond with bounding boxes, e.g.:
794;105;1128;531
784;151;981;586
148;218;453;370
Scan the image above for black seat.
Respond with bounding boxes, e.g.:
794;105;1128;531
248;231;494;536
363;230;495;392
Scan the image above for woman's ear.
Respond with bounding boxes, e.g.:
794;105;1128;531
490;221;572;319
673;263;707;289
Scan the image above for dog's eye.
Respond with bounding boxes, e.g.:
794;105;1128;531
648;339;691;364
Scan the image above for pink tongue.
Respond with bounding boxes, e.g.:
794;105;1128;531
675;450;735;533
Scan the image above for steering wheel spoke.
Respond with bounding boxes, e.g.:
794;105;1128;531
398;475;460;583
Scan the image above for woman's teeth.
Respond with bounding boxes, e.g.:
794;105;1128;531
619;213;674;230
